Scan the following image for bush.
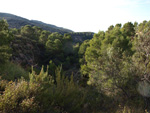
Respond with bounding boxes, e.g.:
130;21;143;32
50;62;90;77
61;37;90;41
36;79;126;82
116;106;145;113
0;79;41;113
29;66;86;113
0;65;87;113
0;78;8;93
0;62;28;81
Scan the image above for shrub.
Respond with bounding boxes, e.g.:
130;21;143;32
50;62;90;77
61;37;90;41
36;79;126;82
0;62;28;81
29;66;86;113
0;66;86;113
116;106;145;113
0;79;40;113
49;67;86;113
0;78;8;93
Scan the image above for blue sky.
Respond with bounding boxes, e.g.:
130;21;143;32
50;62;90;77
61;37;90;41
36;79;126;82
0;0;150;33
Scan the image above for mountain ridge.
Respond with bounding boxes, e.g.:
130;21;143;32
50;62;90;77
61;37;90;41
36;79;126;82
0;12;73;34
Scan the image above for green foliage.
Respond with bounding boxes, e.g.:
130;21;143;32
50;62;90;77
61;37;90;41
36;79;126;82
0;45;12;64
81;22;136;96
48;67;85;113
68;32;94;43
21;25;36;39
32;26;42;37
78;40;90;57
45;39;63;59
137;20;150;32
133;29;150;73
0;62;28;81
1;15;150;113
63;33;72;41
121;22;135;37
0;19;13;63
49;60;57;76
132;27;150;100
0;79;40;113
0;79;8;92
29;66;86;113
10;36;43;67
78;21;150;112
0;65;87;113
83;88;116;113
78;40;89;62
29;66;53;87
116;106;145;113
44;31;80;69
10;28;20;35
46;33;63;53
48;32;63;41
39;30;50;44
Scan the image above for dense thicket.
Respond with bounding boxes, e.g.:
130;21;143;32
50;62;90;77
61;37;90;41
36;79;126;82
1;18;150;113
0;19;13;63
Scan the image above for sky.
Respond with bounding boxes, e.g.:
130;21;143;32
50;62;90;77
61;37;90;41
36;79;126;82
0;0;150;33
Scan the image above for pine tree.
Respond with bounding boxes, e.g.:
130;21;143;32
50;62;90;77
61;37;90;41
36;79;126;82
0;19;13;64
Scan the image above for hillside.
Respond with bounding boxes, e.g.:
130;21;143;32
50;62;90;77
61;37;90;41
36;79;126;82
0;13;94;42
1;14;150;113
0;12;73;34
69;32;94;43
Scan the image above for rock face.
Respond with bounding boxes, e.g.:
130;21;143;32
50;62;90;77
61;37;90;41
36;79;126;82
10;37;45;67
